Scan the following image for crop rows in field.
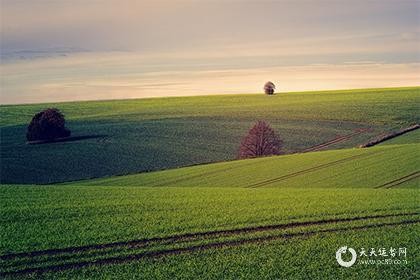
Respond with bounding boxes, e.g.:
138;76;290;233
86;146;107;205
1;212;418;277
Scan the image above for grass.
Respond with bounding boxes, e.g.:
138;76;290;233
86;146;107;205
1;142;419;278
15;223;418;280
1;87;419;279
1;87;419;184
1;185;419;277
0;183;419;278
70;143;419;189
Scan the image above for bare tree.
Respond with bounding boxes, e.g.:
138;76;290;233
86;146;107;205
238;121;282;159
264;81;275;95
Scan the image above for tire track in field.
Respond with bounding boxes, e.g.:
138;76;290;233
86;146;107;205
301;128;371;153
374;171;420;189
1;211;415;261
2;219;418;277
152;128;371;187
246;150;383;188
150;157;274;187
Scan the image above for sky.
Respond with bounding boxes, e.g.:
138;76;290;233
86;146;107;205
1;0;419;104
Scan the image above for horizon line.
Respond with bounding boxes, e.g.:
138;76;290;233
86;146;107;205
1;86;419;107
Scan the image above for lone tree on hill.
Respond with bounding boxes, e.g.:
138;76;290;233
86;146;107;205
263;81;275;95
238;121;282;159
26;108;71;142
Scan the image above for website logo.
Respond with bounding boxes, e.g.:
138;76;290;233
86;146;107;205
336;246;357;267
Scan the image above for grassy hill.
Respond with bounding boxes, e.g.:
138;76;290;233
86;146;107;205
1;87;419;184
71;142;419;188
1;87;419;278
1;144;419;278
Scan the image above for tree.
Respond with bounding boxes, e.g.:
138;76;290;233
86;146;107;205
264;81;275;95
26;108;71;141
238;121;282;159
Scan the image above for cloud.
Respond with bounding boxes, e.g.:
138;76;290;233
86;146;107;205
1;0;419;53
1;51;419;104
1;1;418;103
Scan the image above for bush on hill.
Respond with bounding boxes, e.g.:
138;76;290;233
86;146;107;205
264;81;275;95
26;108;71;142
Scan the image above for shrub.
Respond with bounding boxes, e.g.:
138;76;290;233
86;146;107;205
264;81;275;95
238;120;282;159
26;108;71;141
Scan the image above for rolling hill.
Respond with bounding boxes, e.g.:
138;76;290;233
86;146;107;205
1;87;419;184
70;142;419;188
0;87;419;279
1;138;419;278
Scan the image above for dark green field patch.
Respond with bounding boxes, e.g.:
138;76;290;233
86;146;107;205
0;117;376;184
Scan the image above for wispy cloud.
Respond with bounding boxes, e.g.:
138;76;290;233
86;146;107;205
1;0;419;103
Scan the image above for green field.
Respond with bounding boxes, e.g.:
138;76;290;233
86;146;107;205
1;87;419;279
1;87;419;184
1;183;419;278
71;143;419;188
7;223;417;280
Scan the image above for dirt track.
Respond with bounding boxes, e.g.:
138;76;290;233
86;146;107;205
374;171;420;189
1;212;418;276
246;150;384;188
301;128;372;153
150;128;373;187
151;158;268;187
